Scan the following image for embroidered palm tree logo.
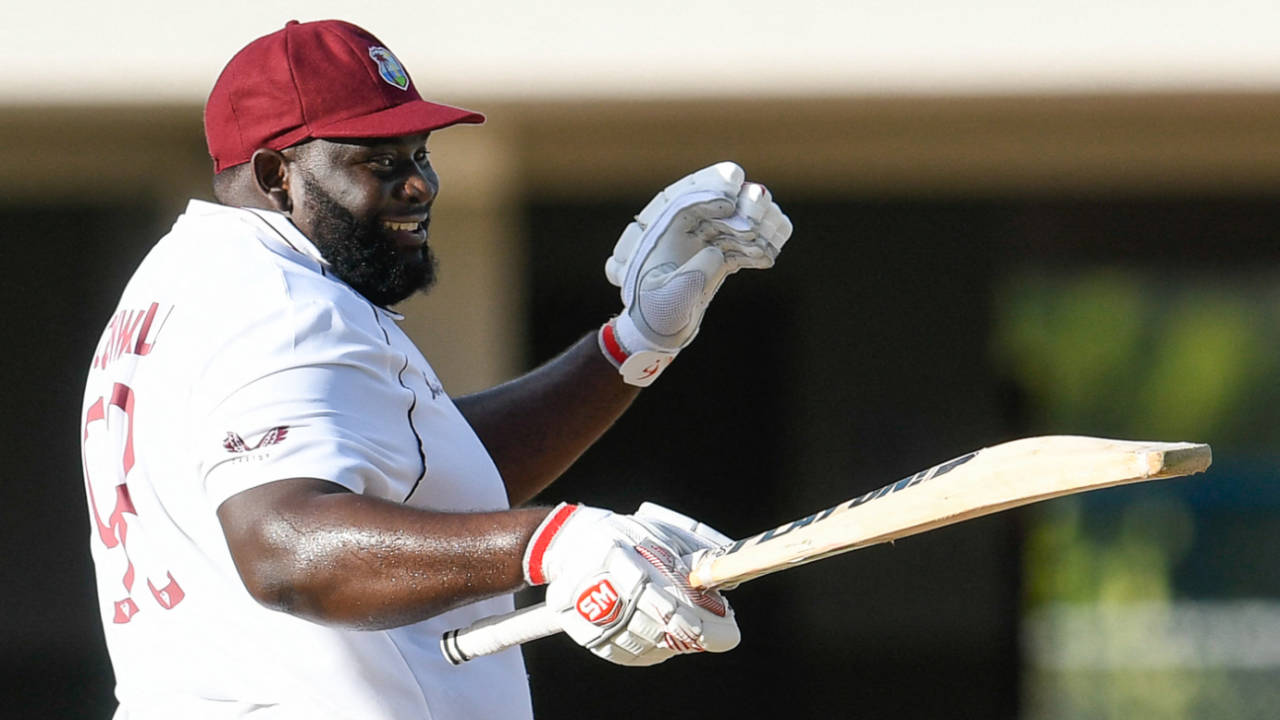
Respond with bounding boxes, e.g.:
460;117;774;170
368;46;409;90
223;426;290;453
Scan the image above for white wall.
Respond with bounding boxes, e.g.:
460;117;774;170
4;0;1280;104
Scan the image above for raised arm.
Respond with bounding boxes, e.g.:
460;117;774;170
454;335;639;507
459;162;792;507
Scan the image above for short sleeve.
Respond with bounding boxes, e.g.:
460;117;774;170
193;297;415;508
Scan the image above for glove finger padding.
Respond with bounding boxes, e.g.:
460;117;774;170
634;501;743;592
605;162;743;289
605;195;739;290
704;182;794;270
631;541;739;657
635;501;733;554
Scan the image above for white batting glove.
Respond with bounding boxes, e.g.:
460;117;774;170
524;503;740;667
598;162;793;387
633;501;732;572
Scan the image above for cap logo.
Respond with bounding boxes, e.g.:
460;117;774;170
369;46;410;90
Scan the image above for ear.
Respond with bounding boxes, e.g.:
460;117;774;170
251;149;292;213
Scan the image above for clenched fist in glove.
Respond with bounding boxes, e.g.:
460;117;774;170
523;502;739;666
598;162;793;386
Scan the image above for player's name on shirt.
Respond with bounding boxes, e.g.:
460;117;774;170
92;302;173;371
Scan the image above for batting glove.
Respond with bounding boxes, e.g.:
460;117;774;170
598;162;793;386
631;501;744;591
525;503;740;666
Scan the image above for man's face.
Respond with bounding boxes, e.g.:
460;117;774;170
285;133;439;307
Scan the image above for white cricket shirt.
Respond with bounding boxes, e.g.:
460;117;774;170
80;200;533;719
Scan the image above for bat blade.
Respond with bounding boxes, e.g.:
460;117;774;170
441;435;1211;663
688;436;1212;589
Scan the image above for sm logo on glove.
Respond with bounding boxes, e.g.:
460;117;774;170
576;579;621;626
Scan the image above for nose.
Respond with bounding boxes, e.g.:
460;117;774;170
400;166;438;205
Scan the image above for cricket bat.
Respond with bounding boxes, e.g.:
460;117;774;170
441;435;1212;664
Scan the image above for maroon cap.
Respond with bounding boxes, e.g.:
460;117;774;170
204;19;484;172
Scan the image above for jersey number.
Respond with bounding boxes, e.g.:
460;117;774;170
82;382;185;623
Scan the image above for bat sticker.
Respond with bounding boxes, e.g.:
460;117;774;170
718;450;978;556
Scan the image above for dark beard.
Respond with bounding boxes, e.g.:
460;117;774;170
299;182;437;307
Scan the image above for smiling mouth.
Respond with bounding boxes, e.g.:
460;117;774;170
381;218;429;250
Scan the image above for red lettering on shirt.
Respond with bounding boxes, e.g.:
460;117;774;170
95;302;170;370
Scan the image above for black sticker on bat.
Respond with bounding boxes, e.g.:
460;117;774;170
723;450;979;555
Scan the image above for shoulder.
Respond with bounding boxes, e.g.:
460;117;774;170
160;202;374;323
173;202;322;299
138;202;391;365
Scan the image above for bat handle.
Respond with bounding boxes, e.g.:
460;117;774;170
440;602;560;665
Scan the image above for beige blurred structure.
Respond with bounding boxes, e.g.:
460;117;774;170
4;0;1280;390
8;95;1280;390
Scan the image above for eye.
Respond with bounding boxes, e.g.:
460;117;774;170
370;156;396;169
414;149;431;165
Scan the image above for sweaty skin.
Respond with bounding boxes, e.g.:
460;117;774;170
215;135;641;628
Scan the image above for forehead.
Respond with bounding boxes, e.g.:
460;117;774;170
299;133;432;158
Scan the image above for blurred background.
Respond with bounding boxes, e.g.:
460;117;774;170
3;1;1278;717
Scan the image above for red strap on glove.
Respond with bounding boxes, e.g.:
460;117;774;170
524;503;580;585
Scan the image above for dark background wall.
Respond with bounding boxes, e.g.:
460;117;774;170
523;196;1277;718
517;197;1021;718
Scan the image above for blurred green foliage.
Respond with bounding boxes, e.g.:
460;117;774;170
1024;496;1195;609
993;268;1280;719
993;268;1279;448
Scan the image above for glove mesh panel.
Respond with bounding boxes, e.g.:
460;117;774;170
638;272;706;337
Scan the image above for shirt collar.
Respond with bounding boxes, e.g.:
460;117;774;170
183;200;405;321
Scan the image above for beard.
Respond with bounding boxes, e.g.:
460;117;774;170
299;180;437;308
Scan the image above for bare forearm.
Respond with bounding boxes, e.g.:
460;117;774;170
456;332;640;506
218;479;550;629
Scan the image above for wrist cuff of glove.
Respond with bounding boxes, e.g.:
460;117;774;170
523;503;582;586
598;318;676;388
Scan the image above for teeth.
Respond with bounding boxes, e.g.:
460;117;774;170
384;221;420;232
